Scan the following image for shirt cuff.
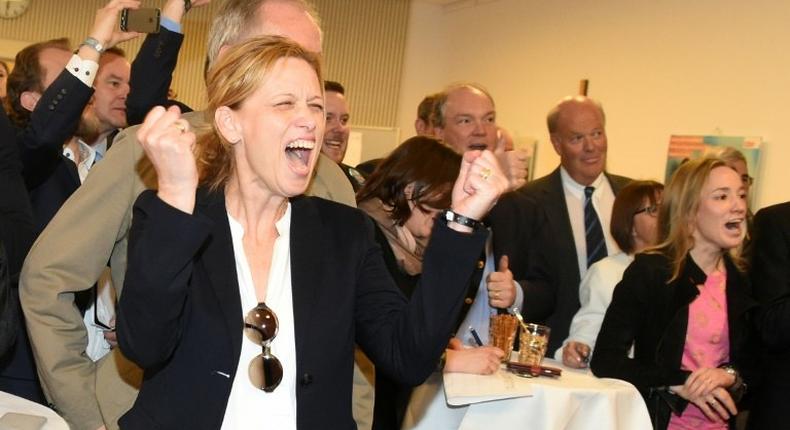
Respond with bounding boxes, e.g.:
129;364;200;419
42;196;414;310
66;54;99;87
160;17;182;34
508;280;525;313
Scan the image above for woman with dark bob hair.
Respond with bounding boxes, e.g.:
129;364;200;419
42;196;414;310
557;180;664;367
357;137;505;429
116;36;508;429
591;157;757;430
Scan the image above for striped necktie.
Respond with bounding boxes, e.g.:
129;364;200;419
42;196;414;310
584;186;607;267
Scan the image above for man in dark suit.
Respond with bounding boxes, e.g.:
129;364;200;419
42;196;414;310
0;105;30;360
489;96;631;357
748;201;790;428
320;80;366;192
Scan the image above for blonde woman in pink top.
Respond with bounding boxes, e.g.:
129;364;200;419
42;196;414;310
591;157;758;430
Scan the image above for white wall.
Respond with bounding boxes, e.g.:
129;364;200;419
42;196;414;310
398;0;790;209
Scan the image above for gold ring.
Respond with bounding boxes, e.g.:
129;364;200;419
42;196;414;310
480;167;492;180
173;121;187;134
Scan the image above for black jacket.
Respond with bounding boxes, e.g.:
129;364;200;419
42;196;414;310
591;253;757;430
117;190;486;429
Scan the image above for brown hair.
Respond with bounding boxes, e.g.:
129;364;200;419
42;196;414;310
610;180;664;254
648;156;743;282
356;136;461;225
195;35;322;190
5;38;70;128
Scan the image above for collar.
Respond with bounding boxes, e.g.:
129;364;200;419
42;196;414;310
559;167;606;200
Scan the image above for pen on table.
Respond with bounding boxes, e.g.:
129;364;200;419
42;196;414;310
469;326;484;347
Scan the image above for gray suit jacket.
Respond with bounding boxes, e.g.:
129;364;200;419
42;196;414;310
19;110;355;430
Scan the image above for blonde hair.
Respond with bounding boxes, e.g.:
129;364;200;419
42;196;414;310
207;0;321;68
648;156;743;282
195;35;323;190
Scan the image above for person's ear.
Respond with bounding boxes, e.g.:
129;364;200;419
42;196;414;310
20;91;41;112
433;125;445;141
214;106;241;144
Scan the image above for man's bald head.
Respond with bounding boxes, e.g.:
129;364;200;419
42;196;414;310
207;0;322;68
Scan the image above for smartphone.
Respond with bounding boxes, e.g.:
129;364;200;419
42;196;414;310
120;8;161;33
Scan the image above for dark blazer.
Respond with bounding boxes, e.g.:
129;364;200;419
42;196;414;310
489;167;631;354
3;70;91;404
591;253;757;430
747;202;790;429
15;70;93;235
126;26;192;126
0;104;34;283
117;190;487;429
0;105;27;359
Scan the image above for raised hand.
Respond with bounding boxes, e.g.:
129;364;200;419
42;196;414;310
162;0;211;23
561;341;591;368
136;105;198;213
444;338;503;375
493;128;528;191
449;150;508;232
89;0;142;50
487;255;516;308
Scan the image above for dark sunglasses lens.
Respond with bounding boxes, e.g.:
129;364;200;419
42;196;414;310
244;304;278;344
249;352;283;392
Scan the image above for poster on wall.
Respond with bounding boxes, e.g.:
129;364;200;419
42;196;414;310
514;136;538;182
666;135;762;206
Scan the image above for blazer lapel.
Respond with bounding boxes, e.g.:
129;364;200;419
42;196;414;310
542;168;580;283
198;189;244;359
289;197;323;361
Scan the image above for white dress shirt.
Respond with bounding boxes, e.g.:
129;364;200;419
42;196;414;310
222;204;298;429
554;252;633;361
559;168;620;281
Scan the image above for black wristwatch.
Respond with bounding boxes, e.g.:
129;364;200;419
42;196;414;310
443;210;484;230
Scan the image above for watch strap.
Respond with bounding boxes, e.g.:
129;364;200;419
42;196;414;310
80;37;105;54
443;210;484;230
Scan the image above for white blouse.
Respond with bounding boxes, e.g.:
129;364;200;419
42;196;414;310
221;204;298;429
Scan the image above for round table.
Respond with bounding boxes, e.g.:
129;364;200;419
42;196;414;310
0;391;69;430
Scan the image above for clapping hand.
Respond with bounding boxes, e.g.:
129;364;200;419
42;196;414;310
449;150;508;232
136;105;198;214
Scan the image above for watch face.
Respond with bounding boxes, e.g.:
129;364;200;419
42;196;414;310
0;0;31;19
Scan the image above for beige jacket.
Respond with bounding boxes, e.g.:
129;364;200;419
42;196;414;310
19;112;356;430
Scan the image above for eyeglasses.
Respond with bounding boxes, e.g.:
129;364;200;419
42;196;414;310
741;174;754;186
244;302;283;392
634;204;660;217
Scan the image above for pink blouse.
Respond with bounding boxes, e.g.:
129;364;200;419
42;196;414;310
668;270;730;430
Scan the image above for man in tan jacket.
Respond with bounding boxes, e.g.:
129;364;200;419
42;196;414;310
20;1;355;429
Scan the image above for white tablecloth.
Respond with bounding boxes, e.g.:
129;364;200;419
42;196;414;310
0;391;69;430
402;359;651;430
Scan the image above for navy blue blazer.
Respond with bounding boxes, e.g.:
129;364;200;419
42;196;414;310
117;190;487;429
15;70;93;235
